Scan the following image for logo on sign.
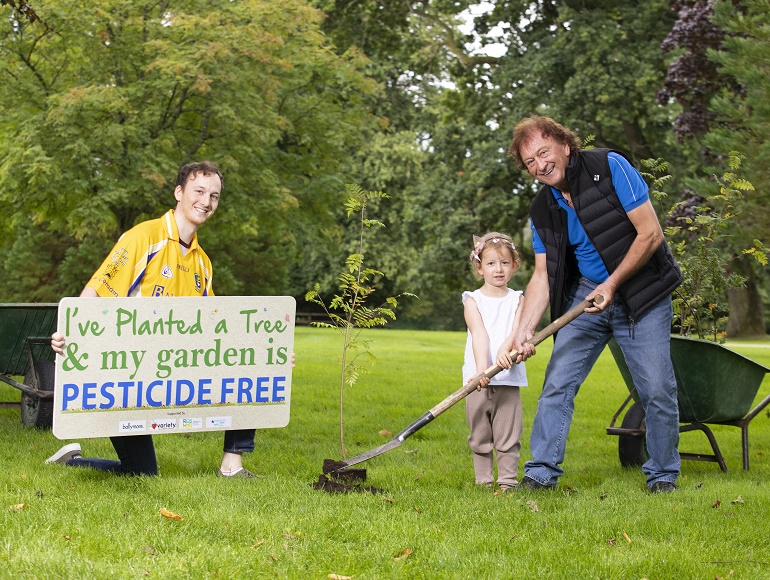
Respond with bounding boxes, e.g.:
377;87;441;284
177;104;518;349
119;420;146;433
182;418;203;429
151;419;178;431
206;416;232;429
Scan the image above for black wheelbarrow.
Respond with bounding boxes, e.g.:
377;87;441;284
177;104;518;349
0;303;58;428
606;335;770;471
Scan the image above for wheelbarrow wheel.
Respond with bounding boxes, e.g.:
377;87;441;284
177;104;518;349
618;401;649;468
21;359;55;429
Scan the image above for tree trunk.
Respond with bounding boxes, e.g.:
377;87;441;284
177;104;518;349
726;254;766;338
620;119;654;165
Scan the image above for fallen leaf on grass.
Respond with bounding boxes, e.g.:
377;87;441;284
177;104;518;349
712;500;721;509
526;499;538;513
9;503;27;512
379;429;393;437
731;496;744;504
403;448;418;455
143;545;158;556
327;574;352;580
252;540;265;548
393;547;413;561
414;471;425;481
622;531;632;544
381;497;394;504
607;538;616;546
160;507;184;521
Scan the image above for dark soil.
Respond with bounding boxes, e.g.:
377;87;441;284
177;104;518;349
310;474;384;495
322;459;348;474
321;458;367;482
313;459;381;494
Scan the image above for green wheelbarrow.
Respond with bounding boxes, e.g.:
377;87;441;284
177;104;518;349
606;335;770;471
0;303;58;428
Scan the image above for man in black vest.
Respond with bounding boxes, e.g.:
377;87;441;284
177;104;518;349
500;115;682;493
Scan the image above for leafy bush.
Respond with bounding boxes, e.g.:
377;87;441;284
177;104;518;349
642;153;767;341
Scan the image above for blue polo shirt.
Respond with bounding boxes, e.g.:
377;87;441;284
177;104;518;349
531;152;648;283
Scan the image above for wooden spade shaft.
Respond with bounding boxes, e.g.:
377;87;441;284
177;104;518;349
330;296;602;473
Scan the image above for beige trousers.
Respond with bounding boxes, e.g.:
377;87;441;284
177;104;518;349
465;385;522;488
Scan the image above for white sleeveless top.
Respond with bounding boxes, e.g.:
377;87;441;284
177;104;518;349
462;288;527;386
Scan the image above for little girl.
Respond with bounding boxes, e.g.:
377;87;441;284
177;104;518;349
462;232;527;490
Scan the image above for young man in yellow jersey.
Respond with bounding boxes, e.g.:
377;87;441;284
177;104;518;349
48;161;260;478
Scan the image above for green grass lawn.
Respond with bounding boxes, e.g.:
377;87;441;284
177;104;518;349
2;326;770;578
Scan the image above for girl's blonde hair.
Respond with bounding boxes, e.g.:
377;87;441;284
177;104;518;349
469;232;520;266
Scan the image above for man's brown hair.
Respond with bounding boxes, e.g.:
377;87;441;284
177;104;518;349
508;115;582;170
176;161;223;191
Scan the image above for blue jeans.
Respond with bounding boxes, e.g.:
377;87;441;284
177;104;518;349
524;278;680;488
66;429;257;476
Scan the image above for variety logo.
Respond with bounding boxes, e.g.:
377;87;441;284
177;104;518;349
119;420;146;433
182;418;203;429
151;419;178;431
161;265;174;278
206;416;232;429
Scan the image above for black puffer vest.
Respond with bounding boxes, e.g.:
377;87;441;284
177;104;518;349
529;148;682;321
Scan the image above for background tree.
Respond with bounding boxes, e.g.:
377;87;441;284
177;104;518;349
310;0;688;329
3;0;767;334
659;0;768;336
0;0;377;300
706;0;770;336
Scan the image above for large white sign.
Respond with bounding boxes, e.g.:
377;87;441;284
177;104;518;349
53;296;295;439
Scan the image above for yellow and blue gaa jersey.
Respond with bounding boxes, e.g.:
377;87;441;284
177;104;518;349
87;209;214;298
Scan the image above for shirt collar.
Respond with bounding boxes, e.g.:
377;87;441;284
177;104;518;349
166;209;199;250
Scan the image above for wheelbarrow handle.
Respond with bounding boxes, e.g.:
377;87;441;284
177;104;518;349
428;296;601;418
